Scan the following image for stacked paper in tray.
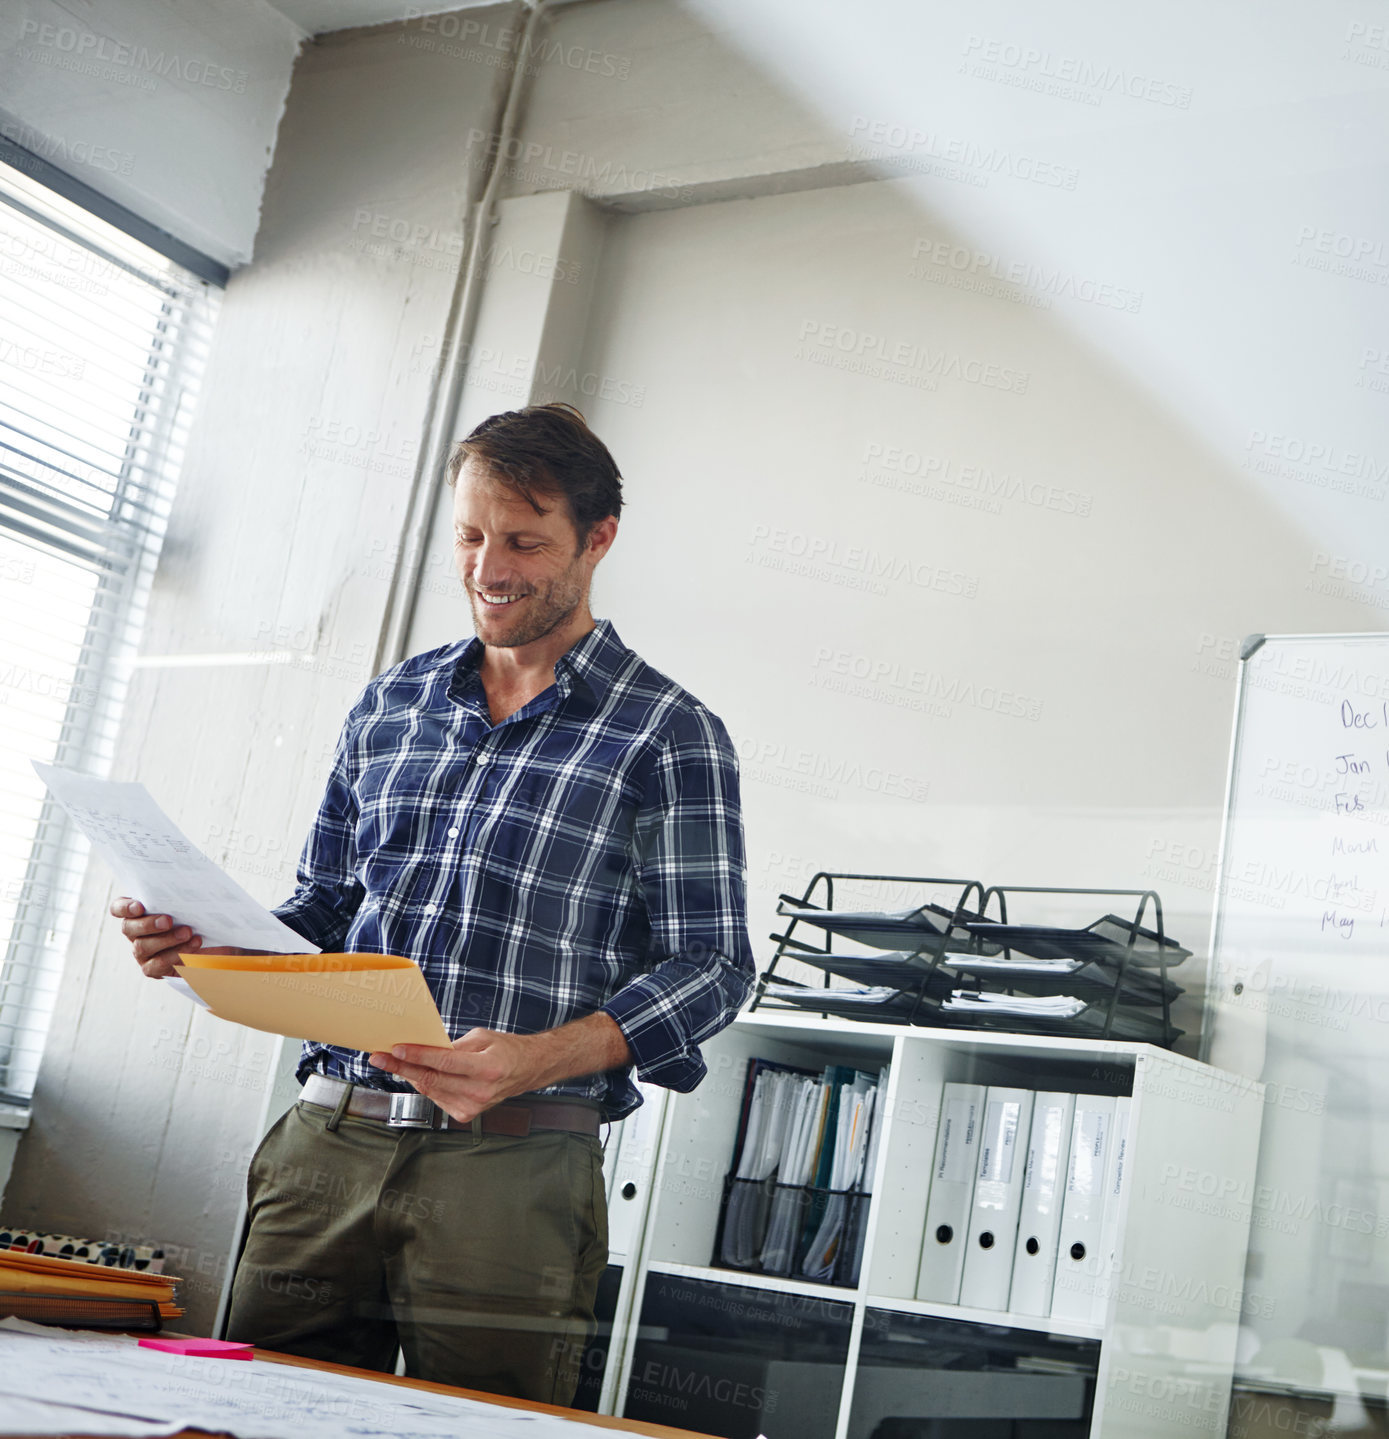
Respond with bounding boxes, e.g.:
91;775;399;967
717;1058;888;1285
0;1247;183;1323
764;899;1188;1045
916;1083;1132;1324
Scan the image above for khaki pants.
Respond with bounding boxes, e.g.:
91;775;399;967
226;1101;608;1406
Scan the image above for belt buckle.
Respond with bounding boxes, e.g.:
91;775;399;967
387;1092;444;1129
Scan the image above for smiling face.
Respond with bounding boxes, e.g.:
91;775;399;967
451;455;616;652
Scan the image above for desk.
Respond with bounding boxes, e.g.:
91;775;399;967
11;1339;708;1439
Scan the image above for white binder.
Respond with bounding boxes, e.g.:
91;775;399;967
1049;1094;1116;1323
1007;1091;1075;1316
958;1087;1033;1311
1094;1096;1132;1319
915;1081;984;1302
606;1083;665;1259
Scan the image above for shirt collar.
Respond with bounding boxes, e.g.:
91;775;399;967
450;618;628;704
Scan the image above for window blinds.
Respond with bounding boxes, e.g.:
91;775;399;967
0;155;220;1100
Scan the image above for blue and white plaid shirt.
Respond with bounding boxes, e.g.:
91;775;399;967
273;619;755;1119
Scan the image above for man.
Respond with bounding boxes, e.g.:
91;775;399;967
114;402;755;1405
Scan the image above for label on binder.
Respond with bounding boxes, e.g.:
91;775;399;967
976;1098;1021;1191
939;1096;977;1182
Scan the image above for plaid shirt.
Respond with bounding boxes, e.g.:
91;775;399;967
273;619;754;1120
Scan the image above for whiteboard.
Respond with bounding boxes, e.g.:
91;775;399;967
1205;634;1389;1393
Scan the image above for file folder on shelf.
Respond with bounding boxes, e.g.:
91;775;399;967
916;1082;984;1303
1050;1095;1116;1324
798;1066;874;1282
959;1087;1033;1311
835;1065;889;1288
716;1058;816;1270
1008;1092;1075;1317
759;1076;830;1276
713;1058;887;1287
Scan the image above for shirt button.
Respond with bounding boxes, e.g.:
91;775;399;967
475;753;490;766
423;903;437;915
447;827;459;838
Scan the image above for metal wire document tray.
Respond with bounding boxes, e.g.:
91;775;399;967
750;874;1186;1048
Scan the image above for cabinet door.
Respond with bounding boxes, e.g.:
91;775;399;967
848;1308;1100;1439
571;1263;624;1412
623;1270;855;1439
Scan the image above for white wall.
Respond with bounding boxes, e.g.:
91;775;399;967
557;178;1380;1034
0;0;303;265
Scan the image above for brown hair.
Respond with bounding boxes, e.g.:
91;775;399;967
446;402;624;543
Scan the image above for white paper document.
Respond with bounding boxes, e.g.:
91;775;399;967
0;1318;616;1439
33;763;317;955
943;991;1086;1019
762;982;900;1004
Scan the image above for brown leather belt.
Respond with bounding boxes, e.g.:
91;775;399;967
300;1074;601;1137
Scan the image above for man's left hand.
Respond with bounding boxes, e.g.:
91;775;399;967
368;1011;630;1124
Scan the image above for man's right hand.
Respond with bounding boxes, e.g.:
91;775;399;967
113;898;267;978
112;896;205;979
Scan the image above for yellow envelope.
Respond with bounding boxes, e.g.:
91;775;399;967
175;952;451;1051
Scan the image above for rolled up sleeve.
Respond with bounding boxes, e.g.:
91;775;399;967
600;707;755;1090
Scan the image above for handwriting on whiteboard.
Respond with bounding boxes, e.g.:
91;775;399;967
1324;698;1389;934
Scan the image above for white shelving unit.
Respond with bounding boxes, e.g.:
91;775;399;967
603;1011;1264;1439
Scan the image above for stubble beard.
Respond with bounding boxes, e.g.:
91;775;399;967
469;563;587;649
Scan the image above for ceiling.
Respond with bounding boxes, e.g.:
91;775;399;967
266;0;503;37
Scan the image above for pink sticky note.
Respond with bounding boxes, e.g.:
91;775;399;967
139;1337;253;1359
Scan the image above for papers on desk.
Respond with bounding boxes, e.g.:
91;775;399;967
32;763;317;954
0;1317;644;1439
716;1058;887;1285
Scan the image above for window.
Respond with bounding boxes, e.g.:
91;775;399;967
0;152;220;1101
